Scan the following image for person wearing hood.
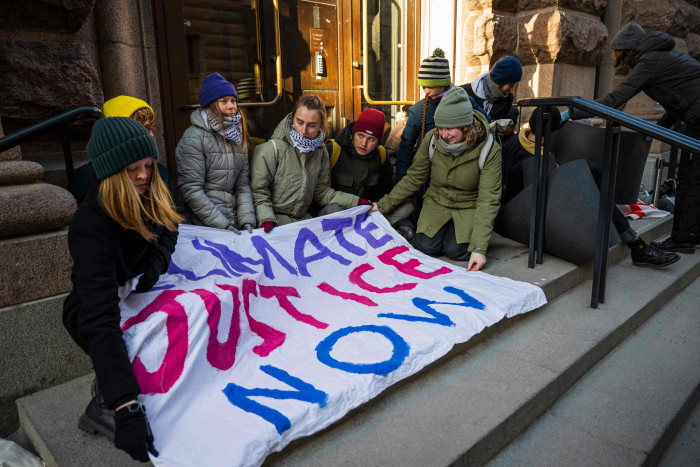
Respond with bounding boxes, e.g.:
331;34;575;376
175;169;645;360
249;95;370;233
570;22;700;254
370;87;502;271
461;55;522;124
176;73;256;234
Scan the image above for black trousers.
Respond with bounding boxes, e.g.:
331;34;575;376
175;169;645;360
672;123;700;243
414;220;471;261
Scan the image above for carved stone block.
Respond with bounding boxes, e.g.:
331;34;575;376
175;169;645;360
466;0;519;14
0;0;95;33
0;183;77;238
518;0;607;16
622;0;695;38
687;32;700;59
0;40;103;124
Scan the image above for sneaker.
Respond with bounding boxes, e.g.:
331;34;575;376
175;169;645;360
78;379;116;441
630;239;681;268
650;237;695;254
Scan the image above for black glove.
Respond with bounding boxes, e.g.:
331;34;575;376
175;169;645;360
114;402;158;462
136;254;164;292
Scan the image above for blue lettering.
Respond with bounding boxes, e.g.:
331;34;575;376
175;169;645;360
353;212;392;248
251;236;298;279
167;260;230;280
378;286;485;326
295;227;351;277
192;238;261;277
316;325;409;376
322;217;366;256
222;365;327;435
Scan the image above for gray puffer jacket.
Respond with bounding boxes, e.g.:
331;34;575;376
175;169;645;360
176;110;256;230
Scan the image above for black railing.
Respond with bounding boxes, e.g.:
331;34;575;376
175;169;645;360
517;96;700;308
0;106;101;183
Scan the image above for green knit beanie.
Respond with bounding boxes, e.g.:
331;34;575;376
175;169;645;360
87;117;158;180
417;48;451;87
434;87;474;128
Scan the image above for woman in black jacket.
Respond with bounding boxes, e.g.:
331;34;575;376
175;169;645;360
63;117;182;461
571;21;700;253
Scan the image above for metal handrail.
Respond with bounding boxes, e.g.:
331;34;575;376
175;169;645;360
0;106;101;153
517;96;700;308
180;0;282;110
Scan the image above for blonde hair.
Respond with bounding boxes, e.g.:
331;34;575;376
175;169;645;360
130;108;156;130
204;99;249;146
98;161;182;241
291;95;328;136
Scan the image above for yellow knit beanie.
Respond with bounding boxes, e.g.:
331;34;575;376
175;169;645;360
102;96;153;118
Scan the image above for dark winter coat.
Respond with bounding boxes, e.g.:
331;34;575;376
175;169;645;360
461;77;515;121
63;179;178;409
570;31;700;127
501;131;535;205
324;122;393;200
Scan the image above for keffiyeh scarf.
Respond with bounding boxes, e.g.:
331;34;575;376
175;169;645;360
288;125;325;153
201;109;243;144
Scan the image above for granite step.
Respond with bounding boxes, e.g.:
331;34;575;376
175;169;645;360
488;276;700;466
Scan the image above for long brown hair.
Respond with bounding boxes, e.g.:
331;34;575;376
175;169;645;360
204;99;249;147
99;160;182;241
291;95;328;136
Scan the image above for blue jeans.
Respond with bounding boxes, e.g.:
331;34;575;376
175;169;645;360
414;220;471;261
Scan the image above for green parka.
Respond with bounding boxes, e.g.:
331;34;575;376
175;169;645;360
377;113;502;253
250;114;359;224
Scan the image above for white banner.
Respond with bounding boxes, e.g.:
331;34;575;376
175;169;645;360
118;207;546;466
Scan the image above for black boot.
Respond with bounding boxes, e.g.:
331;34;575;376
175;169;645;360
78;378;116;441
396;219;416;243
650;237;695;254
629;238;681;268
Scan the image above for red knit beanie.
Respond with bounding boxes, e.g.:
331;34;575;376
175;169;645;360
353;108;385;138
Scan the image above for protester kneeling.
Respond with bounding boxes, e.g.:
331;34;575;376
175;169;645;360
64;118;183;461
370;87;501;271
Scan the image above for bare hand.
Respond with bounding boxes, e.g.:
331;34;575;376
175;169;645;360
467;252;486;271
368;202;379;213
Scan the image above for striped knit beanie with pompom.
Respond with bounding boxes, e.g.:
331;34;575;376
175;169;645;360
417;48;451;87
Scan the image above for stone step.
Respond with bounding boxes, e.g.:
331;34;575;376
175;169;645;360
265;248;700;466
14;216;685;466
659;394;700;466
487;276;700;466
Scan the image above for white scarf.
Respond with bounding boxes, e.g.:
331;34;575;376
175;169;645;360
288;125;325;153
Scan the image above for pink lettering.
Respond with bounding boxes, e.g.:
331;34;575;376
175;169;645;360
259;285;328;329
190;287;240;371
378;246;452;279
349;263;417;293
242;279;286;357
317;282;378;307
121;290;188;394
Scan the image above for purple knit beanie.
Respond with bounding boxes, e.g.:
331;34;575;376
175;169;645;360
199;73;237;108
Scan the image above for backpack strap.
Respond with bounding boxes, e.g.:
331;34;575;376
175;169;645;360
378;145;386;165
329;140;342;169
478;133;494;171
428;134;437;162
270;139;279;166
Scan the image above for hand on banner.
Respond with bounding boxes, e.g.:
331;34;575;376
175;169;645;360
226;224;242;235
260;221;275;233
357;198;373;206
114;402;158;462
136;255;164;291
467;252;486;271
368;202;379;213
243;223;254;234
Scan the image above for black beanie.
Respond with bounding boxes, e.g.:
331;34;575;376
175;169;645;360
611;22;645;50
87;117;158;180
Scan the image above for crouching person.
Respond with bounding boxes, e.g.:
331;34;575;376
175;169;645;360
501;106;679;268
250;95;371;233
319;108;414;231
63;118;183;461
370;87;501;271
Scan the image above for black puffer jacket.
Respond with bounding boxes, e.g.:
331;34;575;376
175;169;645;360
63;179;178;409
324;122;394;200
571;31;700;126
